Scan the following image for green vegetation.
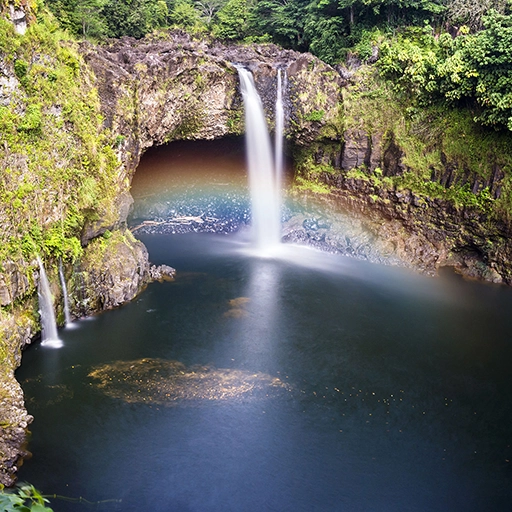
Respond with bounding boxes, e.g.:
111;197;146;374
304;109;325;122
24;0;461;59
0;10;122;265
294;175;331;194
0;483;53;511
294;58;512;216
378;11;512;131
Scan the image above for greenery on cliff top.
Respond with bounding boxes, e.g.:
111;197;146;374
37;0;512;132
36;0;508;62
0;9;122;265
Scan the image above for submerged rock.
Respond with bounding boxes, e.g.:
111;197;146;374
88;358;291;405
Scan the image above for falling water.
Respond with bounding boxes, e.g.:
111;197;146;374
274;69;285;194
58;259;71;326
37;257;63;348
237;67;281;252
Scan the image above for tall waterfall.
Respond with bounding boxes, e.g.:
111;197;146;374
58;259;71;326
237;67;282;252
37;257;63;348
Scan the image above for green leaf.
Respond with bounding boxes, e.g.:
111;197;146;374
30;504;54;512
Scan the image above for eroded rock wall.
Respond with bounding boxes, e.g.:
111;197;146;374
79;32;344;177
292;175;509;283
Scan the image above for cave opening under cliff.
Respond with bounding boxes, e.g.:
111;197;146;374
128;136;295;237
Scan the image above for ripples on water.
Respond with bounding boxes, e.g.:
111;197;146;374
17;140;512;511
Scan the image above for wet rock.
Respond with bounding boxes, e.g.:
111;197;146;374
71;230;151;316
149;264;176;282
80;32;343;178
81;191;134;245
0;261;33;306
0;307;36;486
341;129;369;170
1;1;34;35
301;174;512;283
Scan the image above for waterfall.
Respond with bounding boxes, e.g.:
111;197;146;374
274;69;285;196
58;259;71;326
237;67;282;252
37;257;63;348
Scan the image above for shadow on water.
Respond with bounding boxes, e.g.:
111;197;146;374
17;140;512;512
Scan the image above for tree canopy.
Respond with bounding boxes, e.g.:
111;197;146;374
35;0;512;131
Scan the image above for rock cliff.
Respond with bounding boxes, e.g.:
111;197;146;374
288;66;512;284
79;32;343;178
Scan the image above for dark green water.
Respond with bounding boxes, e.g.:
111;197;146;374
17;141;512;511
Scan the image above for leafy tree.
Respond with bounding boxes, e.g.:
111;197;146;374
439;10;512;129
248;0;309;49
305;12;347;63
194;0;224;26
102;0;167;38
0;483;53;512
73;0;107;38
446;0;510;31
154;0;170;25
377;25;445;101
42;0;77;33
212;0;249;39
169;0;203;27
378;9;512;131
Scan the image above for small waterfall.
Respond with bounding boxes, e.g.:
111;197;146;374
237;67;281;252
58;259;71;326
37;257;63;348
274;69;285;195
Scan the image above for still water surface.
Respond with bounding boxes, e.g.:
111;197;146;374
17;140;512;511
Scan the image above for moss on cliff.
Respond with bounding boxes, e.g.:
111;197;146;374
0;13;123;267
0;10;145;484
70;229;149;315
295;65;512;218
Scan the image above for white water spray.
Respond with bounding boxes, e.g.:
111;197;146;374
58;259;71;326
37;257;63;348
237;67;282;253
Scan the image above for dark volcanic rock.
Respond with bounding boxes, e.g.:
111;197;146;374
71;230;151;316
309;173;512;283
80;31;343;179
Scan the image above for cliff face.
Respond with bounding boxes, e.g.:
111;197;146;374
286;177;510;283
87;32;512;285
79;32;343;178
288;66;512;284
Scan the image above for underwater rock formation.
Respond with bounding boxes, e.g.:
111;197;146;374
89;358;291;405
